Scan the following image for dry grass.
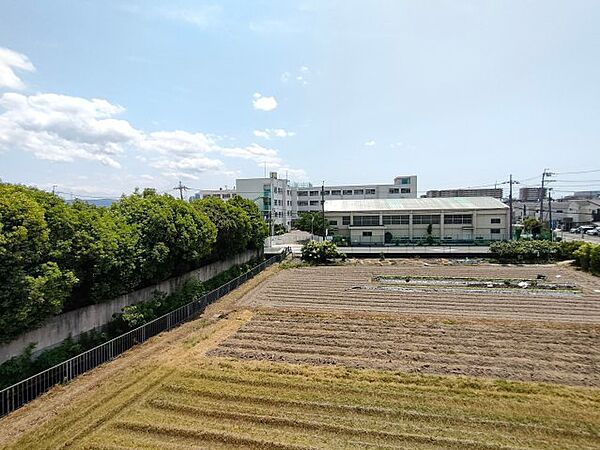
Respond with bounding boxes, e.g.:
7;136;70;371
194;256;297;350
2;261;600;449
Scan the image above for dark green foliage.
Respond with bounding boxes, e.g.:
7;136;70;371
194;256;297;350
0;257;264;389
0;183;267;342
228;195;268;248
295;212;329;237
490;240;564;263
301;241;344;264
191;197;252;259
490;239;600;274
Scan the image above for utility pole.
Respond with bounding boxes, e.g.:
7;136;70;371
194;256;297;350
507;174;519;240
548;188;553;241
173;181;189;201
540;169;553;223
52;184;57;195
321;180;325;239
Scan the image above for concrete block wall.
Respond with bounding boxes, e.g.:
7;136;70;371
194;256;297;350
0;249;261;363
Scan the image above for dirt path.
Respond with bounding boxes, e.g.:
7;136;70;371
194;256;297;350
0;265;278;448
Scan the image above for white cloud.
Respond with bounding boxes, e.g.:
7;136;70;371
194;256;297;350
252;92;278;111
0;92;140;168
0;49;307;182
0;47;35;90
365;140;376;147
253;128;296;139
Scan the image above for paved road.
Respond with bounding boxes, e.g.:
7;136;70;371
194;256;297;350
560;232;600;245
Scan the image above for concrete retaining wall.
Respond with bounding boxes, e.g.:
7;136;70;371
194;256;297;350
0;249;261;363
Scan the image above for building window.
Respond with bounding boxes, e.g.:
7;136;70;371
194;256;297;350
389;188;400;194
329;220;338;226
400;188;411;194
491;228;501;234
365;188;376;195
342;216;350;225
310;190;319;196
354;189;364;195
298;191;308;196
491;218;501;224
444;214;473;225
401;178;410;185
383;215;410;225
413;214;441;224
353;215;380;226
309;200;319;206
298;201;308;206
343;189;353;195
362;231;372;237
323;190;330;195
331;190;341;195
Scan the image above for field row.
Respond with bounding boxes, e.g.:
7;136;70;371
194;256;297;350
75;360;600;450
209;310;600;387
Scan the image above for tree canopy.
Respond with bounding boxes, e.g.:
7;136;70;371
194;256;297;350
0;183;268;342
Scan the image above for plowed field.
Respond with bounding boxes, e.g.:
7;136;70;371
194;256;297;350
2;261;600;450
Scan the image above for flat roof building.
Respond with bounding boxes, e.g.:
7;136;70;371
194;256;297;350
296;175;417;213
324;197;509;245
519;187;547;202
425;188;503;199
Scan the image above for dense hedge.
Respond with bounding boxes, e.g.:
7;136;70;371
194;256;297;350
0;183;267;342
0;257;263;389
489;240;600;274
301;241;345;264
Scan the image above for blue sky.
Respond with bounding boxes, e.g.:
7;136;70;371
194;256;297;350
1;0;599;198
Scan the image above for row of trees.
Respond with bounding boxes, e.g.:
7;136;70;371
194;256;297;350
0;184;267;342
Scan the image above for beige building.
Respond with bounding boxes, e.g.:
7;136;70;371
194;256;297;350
325;197;509;245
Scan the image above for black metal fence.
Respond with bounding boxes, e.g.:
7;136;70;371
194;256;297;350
0;249;289;418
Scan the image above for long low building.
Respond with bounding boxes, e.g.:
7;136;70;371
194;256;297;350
324;197;509;245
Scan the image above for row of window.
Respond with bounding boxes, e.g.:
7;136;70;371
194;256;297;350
297;200;321;206
335;214;502;226
297;187;410;196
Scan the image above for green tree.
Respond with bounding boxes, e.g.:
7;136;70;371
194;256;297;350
228;195;269;248
295;212;329;237
0;185;77;341
522;217;543;238
112;190;216;283
191;197;252;259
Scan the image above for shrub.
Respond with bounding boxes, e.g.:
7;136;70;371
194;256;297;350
489;240;563;263
574;244;592;270
591;245;600;274
301;241;344;264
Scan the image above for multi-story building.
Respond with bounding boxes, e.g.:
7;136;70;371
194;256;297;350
325;197;509;245
512;198;600;229
425;188;503;199
519;187;547;202
191;172;297;230
296;176;417;213
563;190;600;200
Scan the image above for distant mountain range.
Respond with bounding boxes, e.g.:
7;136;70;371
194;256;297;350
65;198;115;207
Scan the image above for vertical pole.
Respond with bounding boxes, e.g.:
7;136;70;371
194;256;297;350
509;174;513;240
540;170;546;222
548;189;553;241
321;181;325;239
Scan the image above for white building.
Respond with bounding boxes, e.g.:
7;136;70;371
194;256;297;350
324;197;509;245
191;172;297;230
296;175;417;213
512;199;600;229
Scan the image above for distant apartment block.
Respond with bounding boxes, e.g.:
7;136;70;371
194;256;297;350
296;176;418;213
519;187;547;202
425;188;503;199
191;172;297;229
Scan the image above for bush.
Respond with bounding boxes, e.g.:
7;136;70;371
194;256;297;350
574;244;592;270
301;241;344;264
489;240;563;263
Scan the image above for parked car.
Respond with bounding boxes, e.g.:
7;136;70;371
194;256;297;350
585;227;600;236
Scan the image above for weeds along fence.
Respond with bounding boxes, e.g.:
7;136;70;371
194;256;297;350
0;249;290;418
